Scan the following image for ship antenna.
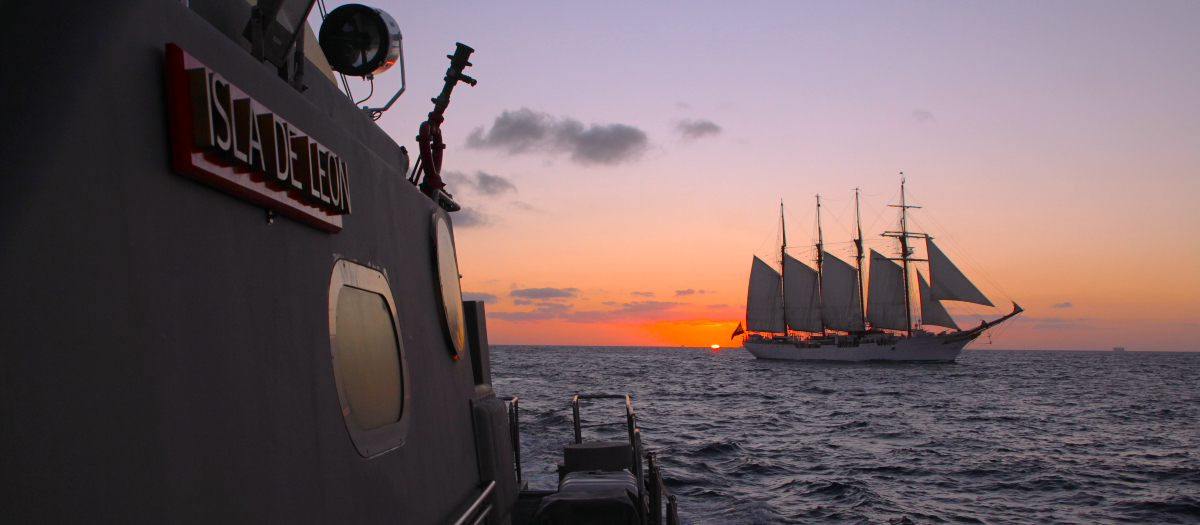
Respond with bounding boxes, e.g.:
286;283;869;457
854;188;867;330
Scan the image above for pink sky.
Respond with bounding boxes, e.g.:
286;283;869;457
316;1;1199;350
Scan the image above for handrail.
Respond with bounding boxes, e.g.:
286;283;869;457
571;394;635;445
451;480;495;525
568;395;682;524
646;452;680;525
572;394;649;522
500;396;522;483
468;505;493;525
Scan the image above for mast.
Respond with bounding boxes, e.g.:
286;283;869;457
853;188;867;329
815;195;824;273
815;195;826;335
897;176;913;334
880;173;926;337
780;200;787;268
780;200;787;335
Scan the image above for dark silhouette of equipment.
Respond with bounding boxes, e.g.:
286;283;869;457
318;4;401;77
410;43;477;211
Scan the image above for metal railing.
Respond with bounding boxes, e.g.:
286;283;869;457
571;394;636;445
501;396;522;484
450;480;495;525
571;394;644;496
646;452;680;525
490;393;678;525
572;394;667;524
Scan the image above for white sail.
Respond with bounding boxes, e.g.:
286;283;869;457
926;239;994;307
820;251;864;332
867;249;908;331
918;271;959;330
783;254;822;333
746;256;785;333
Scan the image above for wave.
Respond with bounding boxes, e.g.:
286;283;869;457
491;346;1200;524
688;440;744;457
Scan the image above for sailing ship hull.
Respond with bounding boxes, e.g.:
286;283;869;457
743;333;972;362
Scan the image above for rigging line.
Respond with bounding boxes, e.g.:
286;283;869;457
996;317;1018;342
951;301;988;325
989;319;1015;345
860;187;899;238
821;198;857;244
752;218;781;264
905;191;1014;304
783;205;818;247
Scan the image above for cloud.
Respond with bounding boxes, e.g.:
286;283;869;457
674;119;722;140
443;170;516;197
487;300;686;323
441;171;471;188
476;173;516;196
604;301;681;315
675;289;709;296
461;292;497;303
675;101;691;110
489;301;573;321
1020;316;1093;323
511;201;538;211
452;207;489;228
513;299;532;305
466;108;649;165
1052;302;1073;308
510;287;578;299
565;301;685;323
912;109;935;122
631;291;656;297
602;301;617;306
1015;316;1096;330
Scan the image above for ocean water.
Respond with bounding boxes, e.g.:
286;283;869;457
490;347;1200;524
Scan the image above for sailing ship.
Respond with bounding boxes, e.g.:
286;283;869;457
741;178;1022;362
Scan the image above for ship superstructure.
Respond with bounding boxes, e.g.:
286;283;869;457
0;2;679;524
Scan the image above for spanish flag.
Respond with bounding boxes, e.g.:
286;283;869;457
730;322;745;340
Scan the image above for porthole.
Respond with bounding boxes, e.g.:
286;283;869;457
328;259;411;457
433;212;466;358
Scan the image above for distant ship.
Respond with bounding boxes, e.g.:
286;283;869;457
1114;347;1126;352
740;178;1022;362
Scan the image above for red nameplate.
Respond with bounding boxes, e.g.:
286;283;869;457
165;43;348;233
